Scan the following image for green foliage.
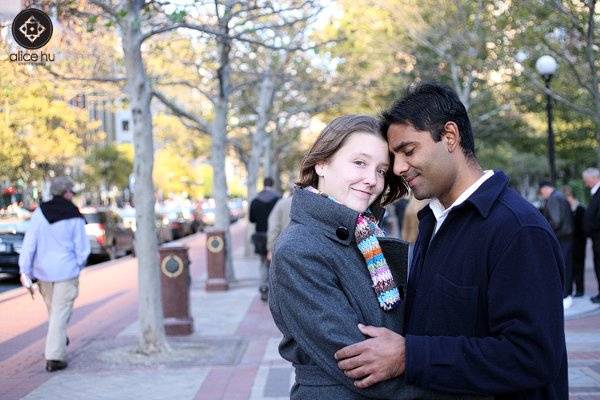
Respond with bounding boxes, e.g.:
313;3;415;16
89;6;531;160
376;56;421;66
83;144;133;190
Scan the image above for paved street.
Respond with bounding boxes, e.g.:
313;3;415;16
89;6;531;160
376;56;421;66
1;221;599;399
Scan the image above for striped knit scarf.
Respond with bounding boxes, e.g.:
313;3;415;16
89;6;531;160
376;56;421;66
307;187;401;310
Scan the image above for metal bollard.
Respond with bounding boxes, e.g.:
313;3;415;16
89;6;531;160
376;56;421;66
159;242;194;335
205;228;229;291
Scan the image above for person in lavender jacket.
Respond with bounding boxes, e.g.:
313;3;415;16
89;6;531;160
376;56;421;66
19;176;90;372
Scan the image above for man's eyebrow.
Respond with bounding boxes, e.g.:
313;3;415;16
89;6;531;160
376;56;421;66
391;141;415;152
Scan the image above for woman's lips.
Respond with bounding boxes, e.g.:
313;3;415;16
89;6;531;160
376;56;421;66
352;188;372;198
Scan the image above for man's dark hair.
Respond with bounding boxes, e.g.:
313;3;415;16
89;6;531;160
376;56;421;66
263;177;274;188
538;180;554;190
380;82;476;159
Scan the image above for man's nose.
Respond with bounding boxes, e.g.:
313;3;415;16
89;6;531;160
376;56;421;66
393;156;410;176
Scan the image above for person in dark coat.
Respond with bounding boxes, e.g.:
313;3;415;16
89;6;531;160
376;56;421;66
335;82;567;400
563;185;586;297
583;167;600;303
269;115;484;400
538;181;574;304
249;177;280;301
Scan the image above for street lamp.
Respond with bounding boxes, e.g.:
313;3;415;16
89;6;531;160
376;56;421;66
535;55;559;185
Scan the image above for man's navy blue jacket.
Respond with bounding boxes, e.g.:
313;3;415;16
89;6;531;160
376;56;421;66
404;171;568;400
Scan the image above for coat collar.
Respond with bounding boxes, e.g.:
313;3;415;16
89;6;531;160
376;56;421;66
417;170;509;221
290;188;384;246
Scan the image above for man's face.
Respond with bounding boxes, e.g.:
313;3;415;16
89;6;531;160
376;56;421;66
63;190;74;201
583;175;599;189
538;186;553;200
387;123;456;201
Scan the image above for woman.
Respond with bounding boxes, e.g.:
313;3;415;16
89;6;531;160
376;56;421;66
269;115;483;399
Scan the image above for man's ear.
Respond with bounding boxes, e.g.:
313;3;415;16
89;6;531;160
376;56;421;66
442;121;460;152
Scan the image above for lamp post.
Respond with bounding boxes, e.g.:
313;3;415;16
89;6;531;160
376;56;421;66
535;55;558;185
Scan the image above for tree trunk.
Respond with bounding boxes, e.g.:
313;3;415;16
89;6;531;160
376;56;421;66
263;134;274;181
213;29;234;280
247;69;275;201
120;0;167;355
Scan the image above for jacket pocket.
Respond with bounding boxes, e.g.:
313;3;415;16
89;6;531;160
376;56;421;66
425;274;478;338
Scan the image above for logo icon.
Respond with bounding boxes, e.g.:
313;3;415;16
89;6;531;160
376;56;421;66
11;8;53;50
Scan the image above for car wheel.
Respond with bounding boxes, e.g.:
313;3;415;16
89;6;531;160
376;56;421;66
109;242;118;260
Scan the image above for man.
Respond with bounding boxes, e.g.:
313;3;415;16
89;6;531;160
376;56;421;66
19;176;90;372
393;197;409;238
266;190;293;263
563;185;586;297
538;181;574;306
583;167;600;304
335;82;567;399
249;177;280;301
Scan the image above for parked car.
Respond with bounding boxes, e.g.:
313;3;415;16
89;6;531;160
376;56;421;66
116;207;173;244
228;198;246;222
0;217;28;278
81;208;135;260
200;198;216;226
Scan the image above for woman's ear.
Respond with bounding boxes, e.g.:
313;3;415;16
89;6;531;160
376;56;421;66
315;162;326;177
442;121;460;152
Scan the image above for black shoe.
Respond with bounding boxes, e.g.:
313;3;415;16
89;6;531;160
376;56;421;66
46;360;67;372
591;295;600;304
574;292;584;298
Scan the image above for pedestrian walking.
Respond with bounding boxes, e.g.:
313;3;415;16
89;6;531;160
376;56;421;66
266;192;293;263
249;177;280;301
335;82;567;400
18;176;90;372
583;167;600;304
563;185;586;297
539;181;574;307
393;197;409;237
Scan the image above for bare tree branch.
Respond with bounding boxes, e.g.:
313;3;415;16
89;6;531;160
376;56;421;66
43;65;126;83
152;90;212;134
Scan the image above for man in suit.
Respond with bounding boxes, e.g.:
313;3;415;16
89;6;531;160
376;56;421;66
583;167;600;304
249;177;280;301
538;181;574;307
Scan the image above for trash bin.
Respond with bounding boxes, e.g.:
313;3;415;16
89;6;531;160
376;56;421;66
205;228;229;291
159;242;194;335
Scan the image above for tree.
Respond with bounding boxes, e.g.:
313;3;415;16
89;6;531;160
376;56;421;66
83;143;133;202
509;0;600;166
153;0;321;277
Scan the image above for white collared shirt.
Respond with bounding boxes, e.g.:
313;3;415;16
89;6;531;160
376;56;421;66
591;181;600;196
429;170;495;235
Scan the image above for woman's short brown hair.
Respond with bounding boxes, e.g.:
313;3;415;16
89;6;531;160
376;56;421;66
296;114;407;207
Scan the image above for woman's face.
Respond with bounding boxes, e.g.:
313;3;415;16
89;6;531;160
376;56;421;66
316;132;389;213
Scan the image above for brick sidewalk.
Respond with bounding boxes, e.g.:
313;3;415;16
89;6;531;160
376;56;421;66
1;224;600;399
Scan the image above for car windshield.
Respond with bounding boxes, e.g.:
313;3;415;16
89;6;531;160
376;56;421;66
83;213;103;224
